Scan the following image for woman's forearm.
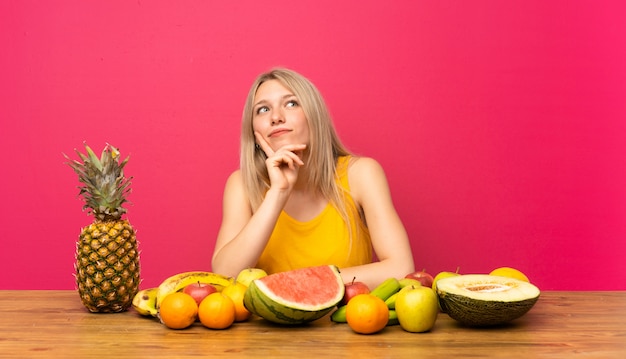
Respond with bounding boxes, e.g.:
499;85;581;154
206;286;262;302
212;188;290;277
338;256;415;290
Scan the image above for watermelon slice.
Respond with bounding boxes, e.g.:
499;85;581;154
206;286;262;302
243;265;345;324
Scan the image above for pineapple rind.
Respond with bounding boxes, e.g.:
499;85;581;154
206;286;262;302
76;220;140;313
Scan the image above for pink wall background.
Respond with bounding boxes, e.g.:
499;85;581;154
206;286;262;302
1;1;624;291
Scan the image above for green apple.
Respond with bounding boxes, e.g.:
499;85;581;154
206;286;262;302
395;285;439;333
236;267;268;287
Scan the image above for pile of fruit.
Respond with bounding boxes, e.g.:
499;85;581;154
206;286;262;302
331;266;540;333
132;265;540;333
330;274;439;334
132;268;268;329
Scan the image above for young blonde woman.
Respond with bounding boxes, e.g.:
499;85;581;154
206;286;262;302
212;68;414;289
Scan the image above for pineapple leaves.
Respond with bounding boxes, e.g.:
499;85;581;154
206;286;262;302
85;144;103;172
65;143;132;221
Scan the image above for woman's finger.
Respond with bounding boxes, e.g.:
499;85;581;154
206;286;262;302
268;151;299;169
254;132;274;157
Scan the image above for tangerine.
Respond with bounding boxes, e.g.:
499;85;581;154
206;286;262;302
221;282;251;322
158;292;198;329
198;292;236;329
346;294;389;334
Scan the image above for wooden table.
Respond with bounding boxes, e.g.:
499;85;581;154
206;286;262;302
1;291;625;358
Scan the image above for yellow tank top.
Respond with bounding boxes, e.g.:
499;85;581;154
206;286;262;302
256;156;372;274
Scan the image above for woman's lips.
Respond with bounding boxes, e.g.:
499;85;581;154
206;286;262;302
269;129;291;137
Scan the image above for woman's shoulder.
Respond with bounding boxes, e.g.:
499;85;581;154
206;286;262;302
345;156;389;205
222;169;252;206
226;168;242;180
345;156;387;189
224;169;244;189
346;156;384;175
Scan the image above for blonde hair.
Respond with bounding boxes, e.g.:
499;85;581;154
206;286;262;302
240;68;353;216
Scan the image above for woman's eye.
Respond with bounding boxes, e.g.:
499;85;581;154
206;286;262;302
256;106;269;114
286;100;298;108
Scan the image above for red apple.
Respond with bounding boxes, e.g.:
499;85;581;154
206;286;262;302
405;270;434;288
340;278;370;305
183;282;217;306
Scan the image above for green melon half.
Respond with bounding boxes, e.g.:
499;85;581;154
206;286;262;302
436;274;540;327
243;265;345;325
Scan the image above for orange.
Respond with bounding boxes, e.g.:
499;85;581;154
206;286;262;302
198;292;236;329
346;294;389;334
221;282;251;322
158;292;198;329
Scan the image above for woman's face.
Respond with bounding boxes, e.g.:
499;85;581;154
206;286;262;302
252;79;310;152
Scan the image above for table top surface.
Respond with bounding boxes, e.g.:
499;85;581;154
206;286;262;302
1;290;625;358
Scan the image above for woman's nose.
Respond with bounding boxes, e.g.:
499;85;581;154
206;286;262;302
270;109;285;125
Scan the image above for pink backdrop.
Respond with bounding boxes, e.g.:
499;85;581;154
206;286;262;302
1;1;624;290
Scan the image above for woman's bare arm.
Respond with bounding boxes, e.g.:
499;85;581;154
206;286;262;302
338;157;415;289
211;171;290;277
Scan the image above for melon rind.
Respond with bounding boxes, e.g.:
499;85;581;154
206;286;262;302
436;274;540;327
243;265;344;325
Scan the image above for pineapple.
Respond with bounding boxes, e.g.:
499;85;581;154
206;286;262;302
65;143;140;313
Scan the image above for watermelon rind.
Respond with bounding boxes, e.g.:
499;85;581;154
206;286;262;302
243;265;344;325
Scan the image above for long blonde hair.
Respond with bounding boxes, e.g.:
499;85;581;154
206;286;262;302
240;68;353;216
